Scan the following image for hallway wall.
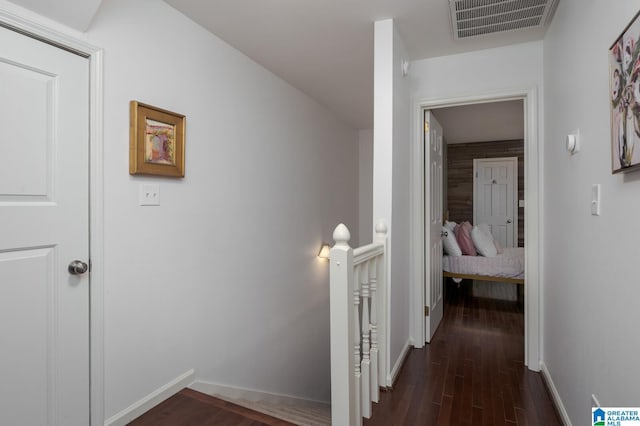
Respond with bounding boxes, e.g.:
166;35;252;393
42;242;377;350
543;0;640;423
83;0;358;417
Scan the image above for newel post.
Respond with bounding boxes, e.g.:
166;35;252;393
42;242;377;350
373;220;388;388
330;224;356;426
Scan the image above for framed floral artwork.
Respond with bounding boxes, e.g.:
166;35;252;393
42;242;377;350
129;101;185;177
610;10;640;174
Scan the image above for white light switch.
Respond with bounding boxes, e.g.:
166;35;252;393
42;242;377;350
139;183;160;206
519;199;525;208
591;184;600;216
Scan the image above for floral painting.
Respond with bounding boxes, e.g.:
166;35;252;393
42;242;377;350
610;11;640;173
144;118;176;165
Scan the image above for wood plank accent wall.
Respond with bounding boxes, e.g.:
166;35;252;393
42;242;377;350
446;140;525;247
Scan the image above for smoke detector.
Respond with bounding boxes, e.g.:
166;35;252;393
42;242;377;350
449;0;559;40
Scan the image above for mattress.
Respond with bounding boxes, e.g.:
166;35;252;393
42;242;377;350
442;247;524;279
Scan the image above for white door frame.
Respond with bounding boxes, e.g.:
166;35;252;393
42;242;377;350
410;88;541;371
473;156;518;248
0;6;105;424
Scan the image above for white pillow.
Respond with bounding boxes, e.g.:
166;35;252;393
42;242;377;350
476;223;505;253
471;225;497;257
444;220;457;231
442;226;462;256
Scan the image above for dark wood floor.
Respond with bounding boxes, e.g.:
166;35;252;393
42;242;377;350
128;388;295;426
365;281;562;426
130;281;560;425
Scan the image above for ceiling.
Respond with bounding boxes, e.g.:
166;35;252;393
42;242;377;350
6;0;553;130
432;100;524;144
164;0;553;130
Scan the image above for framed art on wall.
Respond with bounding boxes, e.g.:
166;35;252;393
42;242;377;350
610;10;640;174
130;101;185;177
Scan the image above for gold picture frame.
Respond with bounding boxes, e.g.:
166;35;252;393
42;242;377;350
129;101;185;177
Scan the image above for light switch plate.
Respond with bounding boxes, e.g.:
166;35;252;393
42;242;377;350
139;183;160;206
519;199;525;208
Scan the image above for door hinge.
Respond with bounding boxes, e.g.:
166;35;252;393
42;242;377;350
425;306;429;317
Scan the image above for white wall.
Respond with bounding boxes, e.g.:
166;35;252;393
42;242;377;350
358;129;373;245
411;41;543;100
390;24;412;371
409;41;544;350
373;19;412;380
543;1;640;423
80;0;358;417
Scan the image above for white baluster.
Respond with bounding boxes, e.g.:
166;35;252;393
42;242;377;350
353;263;362;423
369;257;379;403
361;260;371;418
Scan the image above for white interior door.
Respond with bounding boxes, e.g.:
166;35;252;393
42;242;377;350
424;111;443;343
0;27;90;425
473;157;518;247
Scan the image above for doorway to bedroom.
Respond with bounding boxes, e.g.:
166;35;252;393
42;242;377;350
417;95;535;366
434;99;525;294
430;98;526;356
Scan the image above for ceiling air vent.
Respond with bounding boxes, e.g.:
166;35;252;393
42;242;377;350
449;0;559;39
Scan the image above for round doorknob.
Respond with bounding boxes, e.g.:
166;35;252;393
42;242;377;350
506;219;513;224
68;260;88;275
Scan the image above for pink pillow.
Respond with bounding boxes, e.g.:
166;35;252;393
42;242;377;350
454;221;476;256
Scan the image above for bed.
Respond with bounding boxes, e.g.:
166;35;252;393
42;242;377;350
442;247;525;285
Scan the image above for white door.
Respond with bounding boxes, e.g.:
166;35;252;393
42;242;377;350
473;157;518;247
424;111;443;343
0;27;90;425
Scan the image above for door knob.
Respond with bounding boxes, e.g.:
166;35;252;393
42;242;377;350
506;219;512;224
441;230;448;238
68;260;88;275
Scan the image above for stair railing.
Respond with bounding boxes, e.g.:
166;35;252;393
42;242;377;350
330;221;388;426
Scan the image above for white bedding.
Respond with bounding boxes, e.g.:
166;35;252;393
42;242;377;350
442;247;524;279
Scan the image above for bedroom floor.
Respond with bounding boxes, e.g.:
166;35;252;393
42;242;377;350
364;280;561;425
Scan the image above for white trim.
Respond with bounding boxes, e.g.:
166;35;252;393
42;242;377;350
409;103;426;348
190;380;331;407
104;369;195;426
89;48;105;426
0;5;106;425
0;1;93;53
387;338;411;387
410;88;541;370
540;362;572;426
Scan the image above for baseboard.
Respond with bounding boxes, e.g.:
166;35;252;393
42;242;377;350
386;339;412;388
104;369;195;426
540;362;572;426
190;380;330;409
